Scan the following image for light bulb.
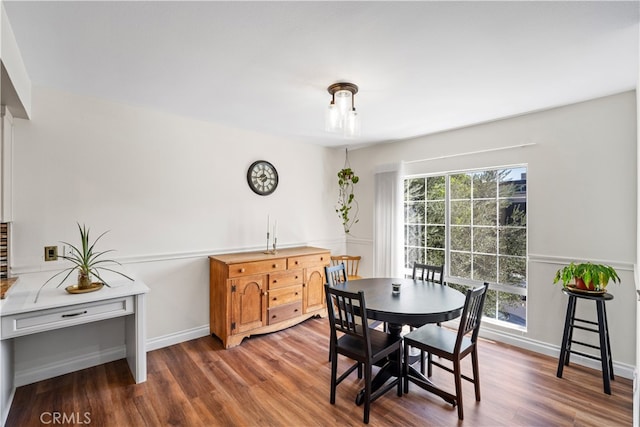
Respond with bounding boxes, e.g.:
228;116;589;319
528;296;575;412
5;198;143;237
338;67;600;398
325;103;342;132
343;109;361;138
334;90;352;116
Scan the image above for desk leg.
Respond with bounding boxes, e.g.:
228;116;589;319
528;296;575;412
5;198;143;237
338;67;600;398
1;338;15;427
125;293;147;384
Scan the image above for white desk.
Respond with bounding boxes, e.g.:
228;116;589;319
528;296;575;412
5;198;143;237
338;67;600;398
0;273;149;426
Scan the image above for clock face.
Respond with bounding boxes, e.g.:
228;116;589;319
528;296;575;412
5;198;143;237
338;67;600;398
247;160;279;196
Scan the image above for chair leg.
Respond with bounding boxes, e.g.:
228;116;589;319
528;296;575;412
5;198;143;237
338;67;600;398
397;347;403;397
453;359;464;420
471;348;481;401
403;342;410;394
330;351;338;404
427;353;433;377
358;362;363;379
363;363;372;424
420;349;426;375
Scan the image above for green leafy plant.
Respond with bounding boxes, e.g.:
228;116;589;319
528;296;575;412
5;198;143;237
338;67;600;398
553;262;620;291
336;167;359;234
35;223;133;302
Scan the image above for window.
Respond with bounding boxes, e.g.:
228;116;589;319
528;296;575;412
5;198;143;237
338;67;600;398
404;167;527;328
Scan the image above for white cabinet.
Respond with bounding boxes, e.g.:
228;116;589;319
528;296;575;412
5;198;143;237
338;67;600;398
0;106;12;222
0;276;149;427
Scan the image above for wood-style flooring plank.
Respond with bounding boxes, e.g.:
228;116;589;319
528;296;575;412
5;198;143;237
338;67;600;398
6;317;633;426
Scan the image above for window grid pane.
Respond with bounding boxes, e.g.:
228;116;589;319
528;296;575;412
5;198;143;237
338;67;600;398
403;167;527;328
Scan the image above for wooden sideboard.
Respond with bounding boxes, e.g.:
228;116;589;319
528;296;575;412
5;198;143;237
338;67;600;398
209;246;330;348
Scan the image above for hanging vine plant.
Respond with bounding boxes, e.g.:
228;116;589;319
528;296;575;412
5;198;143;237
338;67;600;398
336;149;360;234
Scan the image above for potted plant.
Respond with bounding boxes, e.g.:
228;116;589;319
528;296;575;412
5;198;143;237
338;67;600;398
553;262;620;291
35;223;133;302
336;166;359;234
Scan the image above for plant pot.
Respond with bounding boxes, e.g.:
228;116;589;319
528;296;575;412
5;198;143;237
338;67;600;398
574;277;594;290
78;271;92;290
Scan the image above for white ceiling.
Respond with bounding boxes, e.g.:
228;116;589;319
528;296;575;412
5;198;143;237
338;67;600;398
3;1;639;148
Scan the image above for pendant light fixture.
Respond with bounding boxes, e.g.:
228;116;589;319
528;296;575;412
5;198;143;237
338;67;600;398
325;82;361;138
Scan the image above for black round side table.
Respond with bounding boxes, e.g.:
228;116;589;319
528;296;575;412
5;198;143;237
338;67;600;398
556;288;614;394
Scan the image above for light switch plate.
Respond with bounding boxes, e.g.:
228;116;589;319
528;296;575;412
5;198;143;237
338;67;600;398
44;246;58;261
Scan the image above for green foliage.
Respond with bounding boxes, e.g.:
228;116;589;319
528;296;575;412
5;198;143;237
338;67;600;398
553;262;620;291
35;223;133;302
336;168;359;233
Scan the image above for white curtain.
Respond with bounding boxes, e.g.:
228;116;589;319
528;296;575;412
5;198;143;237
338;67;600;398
373;162;404;278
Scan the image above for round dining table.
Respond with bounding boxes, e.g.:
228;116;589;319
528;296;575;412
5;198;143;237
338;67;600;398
331;277;466;404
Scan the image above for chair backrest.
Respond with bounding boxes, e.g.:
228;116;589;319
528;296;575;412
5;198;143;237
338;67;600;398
325;263;348;286
455;282;490;351
324;284;371;355
331;255;361;278
412;263;444;284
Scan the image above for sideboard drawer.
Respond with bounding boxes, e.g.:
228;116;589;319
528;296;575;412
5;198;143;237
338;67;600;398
269;270;303;289
1;296;134;338
288;253;330;269
228;259;287;277
268;285;303;308
267;301;302;325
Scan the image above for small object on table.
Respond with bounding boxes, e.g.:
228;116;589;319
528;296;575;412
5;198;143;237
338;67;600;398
392;283;401;294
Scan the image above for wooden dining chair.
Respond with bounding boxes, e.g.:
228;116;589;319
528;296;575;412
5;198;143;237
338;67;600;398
325;263;348;286
324;263;349;363
402;282;489;420
412;263;444;284
325;284;403;424
411;262;445;372
330;255;362;281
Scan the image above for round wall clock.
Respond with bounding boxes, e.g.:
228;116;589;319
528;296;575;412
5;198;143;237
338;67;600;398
247;160;279;196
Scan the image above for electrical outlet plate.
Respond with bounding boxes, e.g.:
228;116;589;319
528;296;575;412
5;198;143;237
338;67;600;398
44;246;58;261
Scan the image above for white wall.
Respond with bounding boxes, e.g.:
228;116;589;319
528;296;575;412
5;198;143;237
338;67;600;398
1;2;31;118
347;91;638;371
9;85;347;383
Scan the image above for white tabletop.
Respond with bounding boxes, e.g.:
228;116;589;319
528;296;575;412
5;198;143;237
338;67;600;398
1;271;149;316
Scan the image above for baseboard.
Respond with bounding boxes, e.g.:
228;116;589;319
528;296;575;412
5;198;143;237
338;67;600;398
14;346;126;387
146;325;211;352
480;327;635;380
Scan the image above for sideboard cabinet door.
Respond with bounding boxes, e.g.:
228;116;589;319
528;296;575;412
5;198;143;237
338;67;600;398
230;275;266;334
303;265;326;313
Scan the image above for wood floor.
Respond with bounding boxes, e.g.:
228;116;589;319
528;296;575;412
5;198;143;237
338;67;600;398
6;317;633;426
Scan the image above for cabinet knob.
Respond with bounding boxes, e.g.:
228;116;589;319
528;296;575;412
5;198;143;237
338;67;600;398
273;264;278;268
320;257;324;261
273;280;277;284
240;268;245;273
272;297;277;301
295;276;299;280
295;292;299;296
295;261;299;265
